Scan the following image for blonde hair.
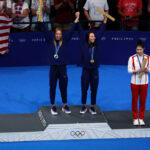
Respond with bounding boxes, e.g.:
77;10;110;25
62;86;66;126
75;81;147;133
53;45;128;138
54;27;63;47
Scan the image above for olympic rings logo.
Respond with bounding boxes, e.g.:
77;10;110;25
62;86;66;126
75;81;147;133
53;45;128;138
70;130;86;138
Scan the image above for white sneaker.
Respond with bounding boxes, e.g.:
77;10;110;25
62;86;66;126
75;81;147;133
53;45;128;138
133;119;139;126
89;107;97;115
80;106;87;114
139;119;145;126
62;105;71;114
51;106;58;115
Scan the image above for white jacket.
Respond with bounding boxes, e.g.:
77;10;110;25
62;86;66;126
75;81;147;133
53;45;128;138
128;54;150;85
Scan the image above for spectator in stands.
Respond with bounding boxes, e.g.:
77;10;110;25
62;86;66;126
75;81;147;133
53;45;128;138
31;0;51;31
49;0;54;22
117;0;142;31
54;0;74;30
148;0;150;30
0;0;12;56
0;0;11;14
25;0;30;5
0;0;12;17
74;0;87;29
84;0;109;30
0;0;5;13
11;0;30;32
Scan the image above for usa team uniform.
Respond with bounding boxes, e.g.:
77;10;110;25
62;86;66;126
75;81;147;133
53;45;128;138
41;22;77;105
78;23;106;106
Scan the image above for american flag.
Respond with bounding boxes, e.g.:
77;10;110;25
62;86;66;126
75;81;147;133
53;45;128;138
0;13;12;55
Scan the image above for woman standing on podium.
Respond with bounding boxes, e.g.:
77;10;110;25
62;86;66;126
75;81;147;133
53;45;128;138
39;12;79;115
128;40;150;126
77;12;106;115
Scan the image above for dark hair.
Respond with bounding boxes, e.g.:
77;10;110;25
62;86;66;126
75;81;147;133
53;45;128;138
136;39;144;48
86;32;96;47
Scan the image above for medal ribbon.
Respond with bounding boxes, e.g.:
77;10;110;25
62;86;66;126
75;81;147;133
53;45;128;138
90;47;95;60
55;42;60;55
137;55;144;68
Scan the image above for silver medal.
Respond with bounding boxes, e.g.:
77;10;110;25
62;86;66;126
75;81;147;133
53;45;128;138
54;54;59;59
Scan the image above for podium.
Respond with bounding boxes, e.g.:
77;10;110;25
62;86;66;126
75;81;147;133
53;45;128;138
0;105;150;142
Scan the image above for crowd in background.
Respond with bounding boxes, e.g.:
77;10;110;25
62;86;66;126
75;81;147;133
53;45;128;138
0;0;150;32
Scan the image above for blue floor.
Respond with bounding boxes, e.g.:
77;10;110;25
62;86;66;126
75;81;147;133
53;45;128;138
0;65;150;114
0;138;150;150
0;65;150;150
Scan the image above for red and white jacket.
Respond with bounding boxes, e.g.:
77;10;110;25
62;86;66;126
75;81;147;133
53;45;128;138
128;54;150;85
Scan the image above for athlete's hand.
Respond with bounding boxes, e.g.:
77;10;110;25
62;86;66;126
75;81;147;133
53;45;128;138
74;12;80;23
133;68;142;73
75;11;80;18
134;68;149;73
141;68;149;72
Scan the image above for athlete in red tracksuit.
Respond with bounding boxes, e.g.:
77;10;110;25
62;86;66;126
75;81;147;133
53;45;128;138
128;40;150;126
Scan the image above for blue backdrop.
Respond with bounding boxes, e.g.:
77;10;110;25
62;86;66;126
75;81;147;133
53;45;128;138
0;31;150;67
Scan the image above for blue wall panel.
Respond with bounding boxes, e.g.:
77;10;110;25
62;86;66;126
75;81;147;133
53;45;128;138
0;31;150;66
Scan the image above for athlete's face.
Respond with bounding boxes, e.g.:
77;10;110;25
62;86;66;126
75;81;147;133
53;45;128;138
136;46;144;56
55;30;62;41
89;33;96;43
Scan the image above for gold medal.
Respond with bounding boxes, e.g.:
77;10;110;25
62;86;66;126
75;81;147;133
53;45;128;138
90;59;94;63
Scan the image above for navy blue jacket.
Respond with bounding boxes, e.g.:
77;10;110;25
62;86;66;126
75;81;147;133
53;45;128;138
78;23;106;69
41;23;77;66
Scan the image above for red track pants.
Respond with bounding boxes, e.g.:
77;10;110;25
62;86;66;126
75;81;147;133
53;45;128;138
131;83;148;119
